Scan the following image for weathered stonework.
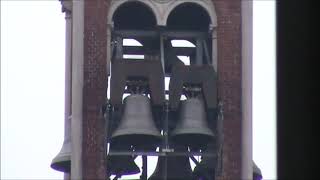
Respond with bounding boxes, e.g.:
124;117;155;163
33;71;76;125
214;0;242;179
82;0;109;178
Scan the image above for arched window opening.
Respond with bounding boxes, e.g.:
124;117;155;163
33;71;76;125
111;2;159;62
112;1;157;30
165;3;213;67
167;3;211;31
167;3;212;65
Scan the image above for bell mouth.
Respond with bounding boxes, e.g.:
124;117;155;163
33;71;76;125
170;133;214;151
110;134;162;150
51;159;71;172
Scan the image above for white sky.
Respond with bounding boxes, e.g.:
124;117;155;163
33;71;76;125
1;1;276;179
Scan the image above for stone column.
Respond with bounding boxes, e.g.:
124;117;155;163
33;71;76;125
211;28;218;72
71;0;84;179
241;0;253;179
60;0;72;179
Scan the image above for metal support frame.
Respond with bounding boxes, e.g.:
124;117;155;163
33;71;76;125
111;29;212;70
115;36;123;59
196;38;203;65
160;33;165;73
104;28;220;180
141;156;148;180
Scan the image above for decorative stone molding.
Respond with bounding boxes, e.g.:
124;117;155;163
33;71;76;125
108;0;217;27
159;0;217;27
108;0;161;25
106;0;219;71
152;0;171;4
60;0;72;13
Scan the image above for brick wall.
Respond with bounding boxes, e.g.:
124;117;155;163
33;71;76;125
213;0;242;179
82;0;109;179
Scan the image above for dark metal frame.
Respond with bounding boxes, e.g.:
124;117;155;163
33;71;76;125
105;29;223;180
111;29;212;73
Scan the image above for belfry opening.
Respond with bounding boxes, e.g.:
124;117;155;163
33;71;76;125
112;1;157;30
167;3;211;31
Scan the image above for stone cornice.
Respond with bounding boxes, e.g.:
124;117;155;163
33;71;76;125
108;0;217;27
60;0;72;13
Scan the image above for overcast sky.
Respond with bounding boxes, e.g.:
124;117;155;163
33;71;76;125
1;1;275;179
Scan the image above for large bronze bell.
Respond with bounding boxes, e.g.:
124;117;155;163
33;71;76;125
107;143;140;177
148;145;193;180
171;97;214;150
111;94;162;148
51;117;71;172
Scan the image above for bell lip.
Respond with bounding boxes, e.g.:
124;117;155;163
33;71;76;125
50;160;71;172
170;132;215;140
111;128;162;145
170;133;215;150
110;134;162;148
123;93;150;103
171;129;215;137
50;153;71;172
112;129;162;139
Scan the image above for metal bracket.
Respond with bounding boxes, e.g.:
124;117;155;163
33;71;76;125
169;65;217;110
110;59;165;108
215;100;224;176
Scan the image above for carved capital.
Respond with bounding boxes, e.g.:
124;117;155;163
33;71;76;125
60;0;72;13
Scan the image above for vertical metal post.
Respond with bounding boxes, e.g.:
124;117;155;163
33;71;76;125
141;156;148;180
71;0;84;178
211;29;218;72
63;7;72;180
241;1;253;179
216;101;224;176
116;36;123;59
164;101;169;149
106;24;112;76
203;40;211;65
163;101;170;180
160;33;165;74
196;38;203;65
104;99;110;178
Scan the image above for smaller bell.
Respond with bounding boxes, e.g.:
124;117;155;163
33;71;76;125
107;142;140;176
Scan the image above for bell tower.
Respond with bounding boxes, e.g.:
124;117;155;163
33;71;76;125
51;0;253;179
